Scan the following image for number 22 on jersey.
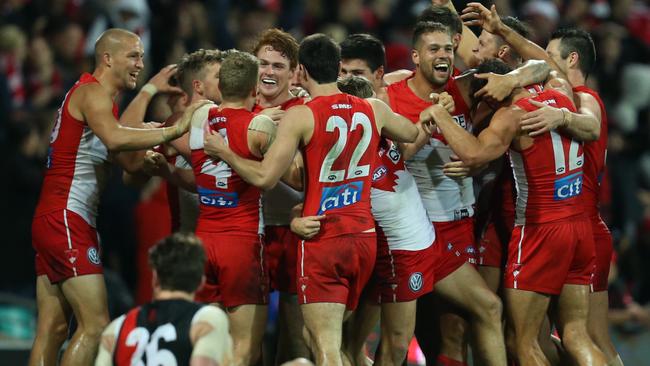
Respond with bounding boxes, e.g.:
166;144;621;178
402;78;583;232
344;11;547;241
319;112;373;183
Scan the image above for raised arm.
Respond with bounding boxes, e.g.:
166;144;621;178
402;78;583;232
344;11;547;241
77;83;207;151
432;0;479;71
425;103;518;168
203;106;309;190
461;2;564;75
368;98;418;143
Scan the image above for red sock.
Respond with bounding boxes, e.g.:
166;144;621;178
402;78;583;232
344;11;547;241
436;354;467;366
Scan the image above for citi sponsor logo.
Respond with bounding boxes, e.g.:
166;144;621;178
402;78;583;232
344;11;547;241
554;172;583;200
317;181;363;214
198;187;239;208
373;166;387;182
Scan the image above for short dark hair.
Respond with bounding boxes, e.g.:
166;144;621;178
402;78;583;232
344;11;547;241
412;21;452;49
253;28;299;69
470;59;513;102
219;50;259;100
177;49;227;95
550;28;596;77
337;76;374;98
299;33;340;84
417;6;462;35
149;233;206;293
340;33;385;72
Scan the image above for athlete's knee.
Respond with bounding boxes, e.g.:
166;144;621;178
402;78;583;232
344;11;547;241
37;317;69;346
561;324;591;355
473;289;502;323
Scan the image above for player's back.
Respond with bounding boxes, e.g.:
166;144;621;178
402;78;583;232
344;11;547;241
34;73;117;227
301;93;380;239
573;86;608;220
190;107;263;234
112;299;204;365
510;89;584;225
386;74;475;222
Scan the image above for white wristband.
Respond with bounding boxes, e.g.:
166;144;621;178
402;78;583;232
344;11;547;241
141;83;158;96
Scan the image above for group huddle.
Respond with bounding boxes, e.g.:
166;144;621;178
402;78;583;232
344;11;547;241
28;1;620;366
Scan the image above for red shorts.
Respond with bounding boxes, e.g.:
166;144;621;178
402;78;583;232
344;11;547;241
194;232;268;307
433;217;476;282
370;233;436;303
504;219;596;295
298;232;376;310
32;209;103;284
478;212;513;268
265;225;299;294
591;218;613;292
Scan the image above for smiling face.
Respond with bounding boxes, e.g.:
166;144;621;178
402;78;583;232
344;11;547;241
412;31;454;87
256;45;294;101
111;36;145;90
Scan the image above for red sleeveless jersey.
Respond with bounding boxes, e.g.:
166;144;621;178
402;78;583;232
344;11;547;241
573;86;608;219
510;89;584;225
34;73;118;227
301;94;380;239
190;107;263;234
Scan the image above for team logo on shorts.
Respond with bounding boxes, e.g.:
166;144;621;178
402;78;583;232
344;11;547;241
87;247;101;266
409;272;423;292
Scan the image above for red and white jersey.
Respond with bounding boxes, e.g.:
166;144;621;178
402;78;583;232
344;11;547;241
254;97;306;226
34;73;117;227
371;138;436;250
573;86;608;221
301;94;380;239
190;107;263;234
386;73;475;222
510;89;584;225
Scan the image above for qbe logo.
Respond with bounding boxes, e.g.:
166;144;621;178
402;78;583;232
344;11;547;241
452;114;467;129
553;172;583;200
317;181;363;215
198;187;239;208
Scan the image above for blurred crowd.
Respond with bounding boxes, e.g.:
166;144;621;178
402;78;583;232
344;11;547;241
1;0;649;339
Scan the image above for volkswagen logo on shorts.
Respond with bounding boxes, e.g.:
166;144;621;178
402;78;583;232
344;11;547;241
87;247;101;265
409;272;423;292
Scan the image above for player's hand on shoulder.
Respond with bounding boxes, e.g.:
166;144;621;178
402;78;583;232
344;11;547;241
520;100;565;137
290;214;326;240
258;106;284;123
146;64;184;95
178;99;214;135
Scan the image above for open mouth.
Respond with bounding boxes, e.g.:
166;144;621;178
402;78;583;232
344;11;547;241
261;78;277;86
129;71;139;80
433;62;450;73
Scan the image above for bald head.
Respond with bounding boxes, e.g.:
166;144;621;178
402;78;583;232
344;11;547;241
94;28;140;65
